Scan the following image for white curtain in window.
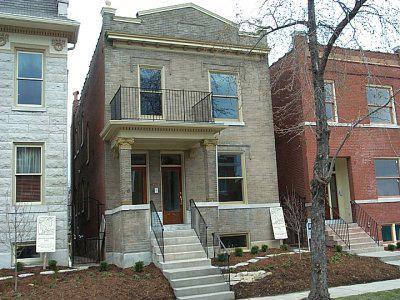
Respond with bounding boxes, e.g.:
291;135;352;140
16;147;41;174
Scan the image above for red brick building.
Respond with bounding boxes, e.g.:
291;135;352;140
271;33;400;245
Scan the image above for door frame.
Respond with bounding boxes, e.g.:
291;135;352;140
131;151;150;204
160;152;186;224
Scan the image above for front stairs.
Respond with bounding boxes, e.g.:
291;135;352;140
152;224;234;300
326;222;384;254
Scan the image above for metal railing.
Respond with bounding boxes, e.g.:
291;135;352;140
325;202;351;250
150;200;165;262
212;233;231;290
110;86;214;123
190;199;208;258
351;200;380;245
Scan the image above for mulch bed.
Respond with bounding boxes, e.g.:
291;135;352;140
233;249;400;299
0;263;174;299
212;248;288;266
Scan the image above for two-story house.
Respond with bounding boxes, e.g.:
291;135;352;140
71;2;281;274
0;0;79;267
271;33;400;249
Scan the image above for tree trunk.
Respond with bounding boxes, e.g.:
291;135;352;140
307;0;331;299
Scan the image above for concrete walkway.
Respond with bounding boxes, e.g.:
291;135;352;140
357;250;400;267
246;278;400;299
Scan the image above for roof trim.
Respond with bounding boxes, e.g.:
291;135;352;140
136;2;238;28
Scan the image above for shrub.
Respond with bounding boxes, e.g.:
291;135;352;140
329;252;343;264
250;246;259;255
261;244;269;252
280;244;289;251
397;242;400;249
15;261;24;272
99;261;108;272
388;244;396;251
217;253;228;262
334;245;343;253
48;260;57;271
234;247;243;257
134;261;144;272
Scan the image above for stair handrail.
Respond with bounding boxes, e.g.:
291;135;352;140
189;199;209;258
325;202;351;250
350;200;380;246
212;233;231;290
150;201;165;262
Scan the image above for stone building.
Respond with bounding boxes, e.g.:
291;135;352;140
71;2;281;272
0;0;79;267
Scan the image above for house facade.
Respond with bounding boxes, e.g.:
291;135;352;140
72;3;281;268
0;0;79;267
271;33;400;245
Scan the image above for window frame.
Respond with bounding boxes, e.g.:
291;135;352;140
324;80;338;123
15;50;45;108
208;70;242;122
366;85;396;125
132;151;150;205
374;158;400;198
219;233;249;250
13;143;44;204
217;152;247;204
138;65;165;118
14;242;42;265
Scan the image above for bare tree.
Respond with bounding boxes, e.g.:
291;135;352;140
236;0;400;298
281;189;306;259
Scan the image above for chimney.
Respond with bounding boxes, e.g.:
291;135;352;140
291;30;308;51
58;0;69;17
101;0;117;17
72;91;80;113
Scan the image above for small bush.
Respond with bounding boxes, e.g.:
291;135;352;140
261;244;269;252
99;261;108;272
217;253;228;262
280;244;289;251
48;260;57;271
250;246;259;255
134;261;144;272
15;261;24;272
388;244;396;251
334;245;343;253
397;242;400;249
329;252;343;264
234;247;243;257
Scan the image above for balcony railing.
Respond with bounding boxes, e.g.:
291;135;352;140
110;86;214;123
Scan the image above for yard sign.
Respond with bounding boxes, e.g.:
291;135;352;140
270;207;288;239
36;216;56;253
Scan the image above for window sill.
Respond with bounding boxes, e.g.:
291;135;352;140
12;106;46;113
214;120;245;126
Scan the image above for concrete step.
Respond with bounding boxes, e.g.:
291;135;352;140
164;266;221;280
348;242;380;250
155;250;207;261
164;236;200;246
161;243;204;254
332;237;375;245
174;282;230;298
349;246;385;254
171;274;225;288
177;291;235;300
160;258;211;270
164;229;197;238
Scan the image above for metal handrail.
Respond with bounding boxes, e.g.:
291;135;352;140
325;202;351;250
189;199;208;258
212;233;231;290
150;201;165;262
351;200;380;246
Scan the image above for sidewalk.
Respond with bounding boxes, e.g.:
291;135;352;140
246;278;400;299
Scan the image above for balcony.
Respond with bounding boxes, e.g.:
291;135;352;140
110;86;214;123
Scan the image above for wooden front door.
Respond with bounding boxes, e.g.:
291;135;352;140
162;167;183;224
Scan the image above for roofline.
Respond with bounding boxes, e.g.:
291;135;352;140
136;2;239;29
0;12;80;43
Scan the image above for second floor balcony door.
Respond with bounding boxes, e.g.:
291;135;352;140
140;67;163;119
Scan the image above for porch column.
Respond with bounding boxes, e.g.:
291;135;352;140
392;223;397;243
201;139;218;202
115;137;135;205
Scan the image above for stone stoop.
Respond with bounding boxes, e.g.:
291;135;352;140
152;225;234;300
325;223;384;254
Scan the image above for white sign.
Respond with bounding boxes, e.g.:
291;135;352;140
306;218;312;250
270;207;288;239
36;216;56;253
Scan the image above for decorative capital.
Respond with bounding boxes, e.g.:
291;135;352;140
201;139;218;150
114;137;135;150
0;33;9;47
52;38;66;51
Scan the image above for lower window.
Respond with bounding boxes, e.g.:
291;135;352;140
220;234;248;249
15;243;41;264
382;225;392;242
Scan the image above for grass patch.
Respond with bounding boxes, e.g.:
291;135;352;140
337;288;400;300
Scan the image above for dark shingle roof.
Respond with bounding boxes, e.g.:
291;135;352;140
0;0;64;19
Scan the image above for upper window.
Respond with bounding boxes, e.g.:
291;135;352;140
374;159;400;197
210;72;239;120
17;51;43;106
324;82;337;122
15;145;42;203
140;67;162;116
218;154;244;202
367;86;394;124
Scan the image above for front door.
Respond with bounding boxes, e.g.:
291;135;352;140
162;167;183;224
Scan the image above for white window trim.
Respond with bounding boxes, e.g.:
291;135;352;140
217;152;247;204
15;50;45;108
13;143;44;205
138;65;165;119
366;85;397;125
374;157;400;199
324;80;338;123
208;70;243;123
13;242;43;265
